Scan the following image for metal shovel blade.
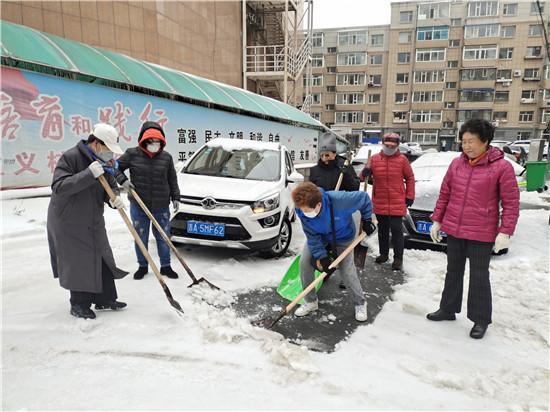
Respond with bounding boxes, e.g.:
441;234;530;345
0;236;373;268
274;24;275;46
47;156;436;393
187;277;220;290
162;283;184;315
354;244;368;271
252;310;286;329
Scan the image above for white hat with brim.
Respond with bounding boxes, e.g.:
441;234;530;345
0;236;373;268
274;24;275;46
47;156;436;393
92;123;123;155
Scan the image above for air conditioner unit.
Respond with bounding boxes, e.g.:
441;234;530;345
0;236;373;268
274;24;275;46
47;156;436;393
501;119;508;123
496;77;511;83
513;69;522;77
520;98;535;103
502;81;511;87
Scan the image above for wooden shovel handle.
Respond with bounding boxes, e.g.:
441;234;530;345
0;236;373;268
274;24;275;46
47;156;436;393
97;175;168;287
284;232;366;314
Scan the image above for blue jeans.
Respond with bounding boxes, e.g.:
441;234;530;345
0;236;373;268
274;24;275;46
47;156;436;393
130;203;171;268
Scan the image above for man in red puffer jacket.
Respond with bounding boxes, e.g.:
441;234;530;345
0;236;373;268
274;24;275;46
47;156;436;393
361;133;415;270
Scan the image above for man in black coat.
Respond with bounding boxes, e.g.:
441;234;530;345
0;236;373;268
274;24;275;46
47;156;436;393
309;132;360;192
118;121;181;280
47;123;129;320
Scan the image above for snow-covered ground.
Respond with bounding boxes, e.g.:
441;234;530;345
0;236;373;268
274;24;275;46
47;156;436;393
2;189;549;410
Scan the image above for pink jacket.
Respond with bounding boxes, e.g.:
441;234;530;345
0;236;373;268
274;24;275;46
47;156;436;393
432;147;520;243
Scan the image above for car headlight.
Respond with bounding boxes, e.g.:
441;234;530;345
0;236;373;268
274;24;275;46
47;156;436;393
251;194;280;214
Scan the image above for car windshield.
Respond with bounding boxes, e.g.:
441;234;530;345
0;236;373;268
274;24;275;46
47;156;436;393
184;145;281;181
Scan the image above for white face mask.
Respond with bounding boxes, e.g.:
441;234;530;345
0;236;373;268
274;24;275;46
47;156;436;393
96;149;114;163
303;204;321;218
147;142;161;153
382;145;398;156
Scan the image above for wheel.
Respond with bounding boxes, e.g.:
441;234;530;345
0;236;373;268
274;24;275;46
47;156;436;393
259;217;292;258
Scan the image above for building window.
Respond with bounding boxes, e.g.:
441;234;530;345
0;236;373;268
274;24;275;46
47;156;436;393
447;60;459;68
495;91;510;102
458;110;492;122
312;93;322;105
410;130;438;143
449;39;460;48
517;131;533;140
395;93;408;103
304;74;323;87
414;70;445;83
411;110;442;123
460;68;496;81
368;94;381;104
464;44;498;60
459;89;494;102
396;73;410;83
398;52;411;63
370;54;383;65
369;74;382;86
497;69;512;80
337;53;366;66
366;112;380;123
400;11;413;23
371;34;384;46
468;1;498;17
543;89;550;100
451;18;462;26
503;3;518;16
531;1;545;14
418;3;450;20
416;48;446;62
500;25;516;38
327;47;337;53
399;31;412;43
521;90;537;100
325;104;335;110
326;85;336;92
336;73;366;86
519;111;534;122
529;24;543;36
443;121;454;128
417;26;449;41
526;46;542;58
326;66;336;73
310;112;321;121
493;111;508;120
445;101;456;108
336;93;364;104
499;47;514;59
338;31;367;46
393;111;408;123
335;111;364;123
446;82;457;89
541;109;550;123
312;32;324;48
312;55;324;67
413;90;444;102
464;24;500;39
524;68;541;79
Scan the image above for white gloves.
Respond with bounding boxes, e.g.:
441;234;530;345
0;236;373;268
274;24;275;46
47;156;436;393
121;179;135;192
109;196;125;209
89;161;104;178
430;221;442;243
172;200;180;212
494;233;511;253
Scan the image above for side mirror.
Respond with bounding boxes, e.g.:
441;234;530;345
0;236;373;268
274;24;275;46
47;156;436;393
286;170;304;185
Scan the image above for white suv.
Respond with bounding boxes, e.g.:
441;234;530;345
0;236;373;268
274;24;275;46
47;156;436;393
170;138;304;258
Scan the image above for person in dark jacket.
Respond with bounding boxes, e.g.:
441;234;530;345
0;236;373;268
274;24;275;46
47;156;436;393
118;121;181;280
291;182;376;321
361;133;415;270
47;123;129;320
309;132;360;192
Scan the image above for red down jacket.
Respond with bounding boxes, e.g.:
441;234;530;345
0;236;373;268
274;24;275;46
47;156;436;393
369;150;415;216
431;147;520;243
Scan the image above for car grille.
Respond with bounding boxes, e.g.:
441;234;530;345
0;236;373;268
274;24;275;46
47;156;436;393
408;209;433;224
170;213;251;241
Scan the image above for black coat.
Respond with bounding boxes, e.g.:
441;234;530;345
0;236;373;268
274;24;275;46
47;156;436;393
118;148;180;211
47;141;128;293
309;156;360;191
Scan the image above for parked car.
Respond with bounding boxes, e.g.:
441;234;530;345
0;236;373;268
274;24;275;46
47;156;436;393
490;140;511;150
403;151;525;252
351;144;384;178
170;138;304;258
402;141;423;155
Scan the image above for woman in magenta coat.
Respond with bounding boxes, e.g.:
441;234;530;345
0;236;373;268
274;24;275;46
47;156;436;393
427;119;520;339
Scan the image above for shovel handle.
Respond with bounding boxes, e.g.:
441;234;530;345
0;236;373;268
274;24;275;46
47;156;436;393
284;232;366;314
97;175;168;288
334;158;350;192
129;188;198;283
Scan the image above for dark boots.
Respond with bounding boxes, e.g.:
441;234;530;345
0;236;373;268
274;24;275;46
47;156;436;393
134;266;148;280
426;309;456;321
70;304;96;320
160;265;179;279
375;255;388;264
95;301;127;310
470;323;488;339
392;258;403;271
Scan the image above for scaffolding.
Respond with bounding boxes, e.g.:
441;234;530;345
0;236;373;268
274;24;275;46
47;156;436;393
242;0;313;112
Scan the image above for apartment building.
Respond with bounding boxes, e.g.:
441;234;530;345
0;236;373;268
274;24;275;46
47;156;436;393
307;0;550;148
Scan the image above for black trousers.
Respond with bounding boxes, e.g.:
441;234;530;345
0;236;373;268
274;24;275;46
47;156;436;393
376;215;404;260
440;235;494;325
70;260;118;307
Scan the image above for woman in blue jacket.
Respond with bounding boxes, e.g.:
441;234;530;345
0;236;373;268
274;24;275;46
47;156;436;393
291;182;376;321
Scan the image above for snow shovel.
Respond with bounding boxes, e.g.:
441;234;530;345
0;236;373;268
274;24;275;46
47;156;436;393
354;149;372;271
255;232;366;329
276;155;351;301
98;175;184;315
128;187;220;290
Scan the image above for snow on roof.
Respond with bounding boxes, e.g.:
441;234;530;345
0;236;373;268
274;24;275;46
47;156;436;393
206;138;281;152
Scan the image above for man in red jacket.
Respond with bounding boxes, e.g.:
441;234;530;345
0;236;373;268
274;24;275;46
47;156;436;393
361;133;415;270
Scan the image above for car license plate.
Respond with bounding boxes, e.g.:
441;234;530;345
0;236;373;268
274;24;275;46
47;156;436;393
186;221;225;237
416;221;446;237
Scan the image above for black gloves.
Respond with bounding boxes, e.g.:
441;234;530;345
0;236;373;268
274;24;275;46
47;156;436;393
406;198;414;207
362;219;376;236
316;255;336;275
361;168;372;178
